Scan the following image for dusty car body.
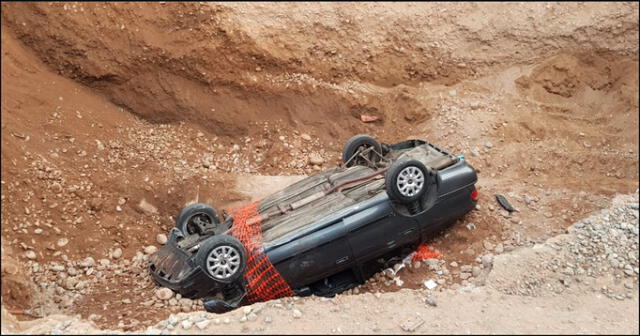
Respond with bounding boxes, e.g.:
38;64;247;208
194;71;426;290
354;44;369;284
149;135;478;313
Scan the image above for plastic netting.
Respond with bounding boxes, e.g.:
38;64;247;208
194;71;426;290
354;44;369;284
226;201;294;303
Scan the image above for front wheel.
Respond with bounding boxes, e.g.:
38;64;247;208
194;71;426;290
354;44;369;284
341;134;383;168
175;203;220;236
196;235;247;284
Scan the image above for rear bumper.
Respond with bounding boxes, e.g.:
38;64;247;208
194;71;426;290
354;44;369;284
148;228;222;298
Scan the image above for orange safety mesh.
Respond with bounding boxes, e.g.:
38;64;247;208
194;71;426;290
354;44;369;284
226;201;294;303
412;245;443;262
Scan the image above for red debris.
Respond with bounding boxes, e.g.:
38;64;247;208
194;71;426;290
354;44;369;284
412;245;443;262
360;114;379;123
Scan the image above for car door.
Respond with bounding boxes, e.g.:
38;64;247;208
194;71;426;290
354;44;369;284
345;202;419;263
268;222;354;288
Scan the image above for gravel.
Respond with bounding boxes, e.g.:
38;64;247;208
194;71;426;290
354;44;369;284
425;296;438;307
181;320;193;330
481;254;494;268
144;245;158;254
498;193;639;298
111;248;123;259
156;288;174;300
195;320;209;329
25;250;37;260
156;234;167;245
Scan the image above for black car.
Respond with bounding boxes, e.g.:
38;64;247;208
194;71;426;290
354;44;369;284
149;135;478;313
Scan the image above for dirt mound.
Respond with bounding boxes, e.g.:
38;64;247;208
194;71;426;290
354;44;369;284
517;52;638;101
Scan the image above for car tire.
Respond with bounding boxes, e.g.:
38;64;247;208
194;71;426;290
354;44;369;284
175;203;220;236
196;235;247;284
385;159;430;203
342;134;383;167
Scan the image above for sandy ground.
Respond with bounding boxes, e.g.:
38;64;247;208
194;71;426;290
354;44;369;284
1;1;638;334
3;193;638;334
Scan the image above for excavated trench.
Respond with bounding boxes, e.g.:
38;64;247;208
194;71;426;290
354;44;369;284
1;2;638;332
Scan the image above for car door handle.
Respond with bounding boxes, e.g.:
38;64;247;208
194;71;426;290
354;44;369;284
336;256;349;265
386;240;396;248
402;228;415;236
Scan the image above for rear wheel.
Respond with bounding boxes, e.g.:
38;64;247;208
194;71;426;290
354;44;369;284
342;134;383;167
175;203;219;236
196;235;247;283
385;159;430;203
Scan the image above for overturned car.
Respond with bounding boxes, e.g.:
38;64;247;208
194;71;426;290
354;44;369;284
149;134;478;313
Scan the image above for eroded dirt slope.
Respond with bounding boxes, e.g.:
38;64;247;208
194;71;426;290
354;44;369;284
1;2;638;333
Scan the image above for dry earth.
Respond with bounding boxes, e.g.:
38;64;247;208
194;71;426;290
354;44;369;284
1;2;638;334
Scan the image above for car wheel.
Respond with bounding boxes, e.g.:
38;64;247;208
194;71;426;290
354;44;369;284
342;134;383;167
175;203;220;236
385;159;430;203
196;235;247;283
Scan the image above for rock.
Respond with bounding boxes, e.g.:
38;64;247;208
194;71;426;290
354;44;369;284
466;222;476;230
460;265;473;273
308;153;324;166
425;296;437;307
57;238;69;247
112;248;123;259
494;243;504;254
383;268;395;279
301;134;312;141
247;312;258;321
167;314;179;326
484;141;493;149
292;309;302;319
412;261;421;269
450;261;458;267
482;254;494;268
264;316;273;323
483;241;495;251
195;320;209;329
459;272;471;280
156;288;174;300
138;199;158;214
25;250;37;260
181;320;193;329
472;266;482;277
144;246;158;254
79;257;95;267
156;234;168;245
